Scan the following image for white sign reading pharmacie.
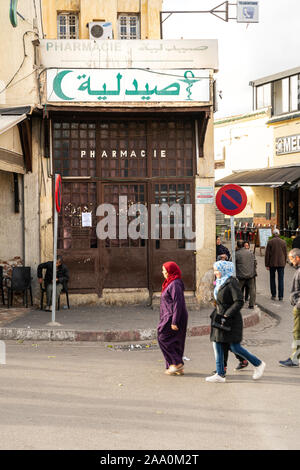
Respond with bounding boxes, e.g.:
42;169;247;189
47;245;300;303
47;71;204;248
40;39;219;71
276;134;300;155
47;69;210;103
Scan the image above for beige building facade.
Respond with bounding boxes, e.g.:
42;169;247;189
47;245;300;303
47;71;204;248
0;1;42;292
1;0;218;306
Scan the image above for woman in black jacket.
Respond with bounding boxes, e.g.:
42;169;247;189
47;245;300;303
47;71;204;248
206;260;266;383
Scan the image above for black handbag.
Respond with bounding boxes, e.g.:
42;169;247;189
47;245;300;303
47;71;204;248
211;314;231;332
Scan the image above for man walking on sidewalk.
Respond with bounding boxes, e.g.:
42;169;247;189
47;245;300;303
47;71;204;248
265;229;287;301
279;248;300;367
235;240;257;309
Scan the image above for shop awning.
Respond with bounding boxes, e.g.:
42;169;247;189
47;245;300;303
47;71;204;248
0;107;32;173
215;165;300;188
0;113;27;135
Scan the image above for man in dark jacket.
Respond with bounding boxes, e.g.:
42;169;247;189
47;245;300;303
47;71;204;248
216;236;230;261
265;229;287;300
279;248;300;367
235;240;257;309
292;233;300;249
37;256;69;311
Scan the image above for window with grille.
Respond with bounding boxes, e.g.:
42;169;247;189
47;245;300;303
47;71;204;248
100;120;147;178
103;184;146;248
150;120;194;177
53;122;96;177
153;183;193;250
118;14;140;39
57;13;79;39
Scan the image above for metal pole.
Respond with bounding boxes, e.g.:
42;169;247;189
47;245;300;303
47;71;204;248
230;215;236;275
51;174;58;324
47;174;61;326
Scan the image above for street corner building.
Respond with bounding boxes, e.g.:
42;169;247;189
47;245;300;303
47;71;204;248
215;67;300;236
0;0;219;307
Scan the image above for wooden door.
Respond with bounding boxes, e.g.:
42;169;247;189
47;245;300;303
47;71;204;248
57;180;100;294
150;181;196;291
100;182;148;288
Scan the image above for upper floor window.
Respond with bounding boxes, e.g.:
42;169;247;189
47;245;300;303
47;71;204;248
57;13;79;39
118;14;140;39
254;74;300;116
273;75;300;115
256;83;271;109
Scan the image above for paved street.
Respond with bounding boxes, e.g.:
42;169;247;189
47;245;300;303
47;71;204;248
0;253;299;450
0;315;298;450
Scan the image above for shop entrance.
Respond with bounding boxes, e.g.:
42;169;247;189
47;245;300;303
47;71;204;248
280;187;299;232
54;116;199;295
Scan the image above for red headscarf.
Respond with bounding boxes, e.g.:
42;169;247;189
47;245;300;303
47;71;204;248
162;261;182;292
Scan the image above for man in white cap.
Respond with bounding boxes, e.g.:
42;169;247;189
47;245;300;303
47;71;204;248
265;229;287;301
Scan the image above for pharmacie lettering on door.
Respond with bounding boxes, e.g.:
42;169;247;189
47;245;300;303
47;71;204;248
80;149;167;158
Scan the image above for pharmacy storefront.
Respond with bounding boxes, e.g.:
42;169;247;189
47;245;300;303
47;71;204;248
40;40;217;301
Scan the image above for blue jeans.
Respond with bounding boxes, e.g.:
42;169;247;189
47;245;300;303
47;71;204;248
269;267;284;299
213;342;262;376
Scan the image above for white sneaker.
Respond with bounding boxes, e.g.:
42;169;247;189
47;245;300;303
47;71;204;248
253;361;266;380
205;373;226;383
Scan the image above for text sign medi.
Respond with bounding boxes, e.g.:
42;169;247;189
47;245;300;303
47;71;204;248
47;69;210;103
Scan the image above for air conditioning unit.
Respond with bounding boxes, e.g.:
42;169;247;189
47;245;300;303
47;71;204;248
89;22;113;40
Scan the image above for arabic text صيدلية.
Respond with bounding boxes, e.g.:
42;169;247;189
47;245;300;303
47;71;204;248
77;74;181;98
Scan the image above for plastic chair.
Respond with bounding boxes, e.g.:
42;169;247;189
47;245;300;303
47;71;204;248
40;281;70;311
5;267;33;308
0;266;5;305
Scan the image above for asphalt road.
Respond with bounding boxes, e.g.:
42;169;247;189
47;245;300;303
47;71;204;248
0;308;299;450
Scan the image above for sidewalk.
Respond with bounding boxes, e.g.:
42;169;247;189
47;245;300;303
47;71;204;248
0;300;261;343
1;243;293;342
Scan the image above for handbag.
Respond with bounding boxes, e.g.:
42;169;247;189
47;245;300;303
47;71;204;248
211;313;231;332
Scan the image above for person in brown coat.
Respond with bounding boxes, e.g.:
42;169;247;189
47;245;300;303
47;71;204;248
265;229;287;300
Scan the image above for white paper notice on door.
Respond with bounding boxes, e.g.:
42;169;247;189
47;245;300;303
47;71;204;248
82;212;92;227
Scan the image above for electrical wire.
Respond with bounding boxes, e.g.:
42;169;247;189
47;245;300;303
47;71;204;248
0;30;38;95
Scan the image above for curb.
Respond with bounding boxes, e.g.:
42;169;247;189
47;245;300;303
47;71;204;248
256;302;281;324
0;308;261;342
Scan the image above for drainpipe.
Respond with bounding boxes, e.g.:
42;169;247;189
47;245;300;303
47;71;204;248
21;173;25;265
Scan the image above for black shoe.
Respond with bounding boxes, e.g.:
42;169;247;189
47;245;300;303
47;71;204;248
235;360;249;371
271;296;276;301
279;358;299;367
248;305;254;309
278;297;283;301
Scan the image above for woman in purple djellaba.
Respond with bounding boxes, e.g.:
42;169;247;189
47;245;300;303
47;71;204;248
157;261;188;376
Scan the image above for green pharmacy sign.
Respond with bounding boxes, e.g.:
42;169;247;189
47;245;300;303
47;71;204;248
47;69;210;103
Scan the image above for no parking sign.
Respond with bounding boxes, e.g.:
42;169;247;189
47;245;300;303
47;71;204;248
216;184;247;274
216;184;247;216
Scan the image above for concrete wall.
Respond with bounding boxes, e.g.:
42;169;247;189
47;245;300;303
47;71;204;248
196;114;215;304
0;0;40;107
215;109;273;183
42;0;162;39
23;118;41;297
0;170;23;261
